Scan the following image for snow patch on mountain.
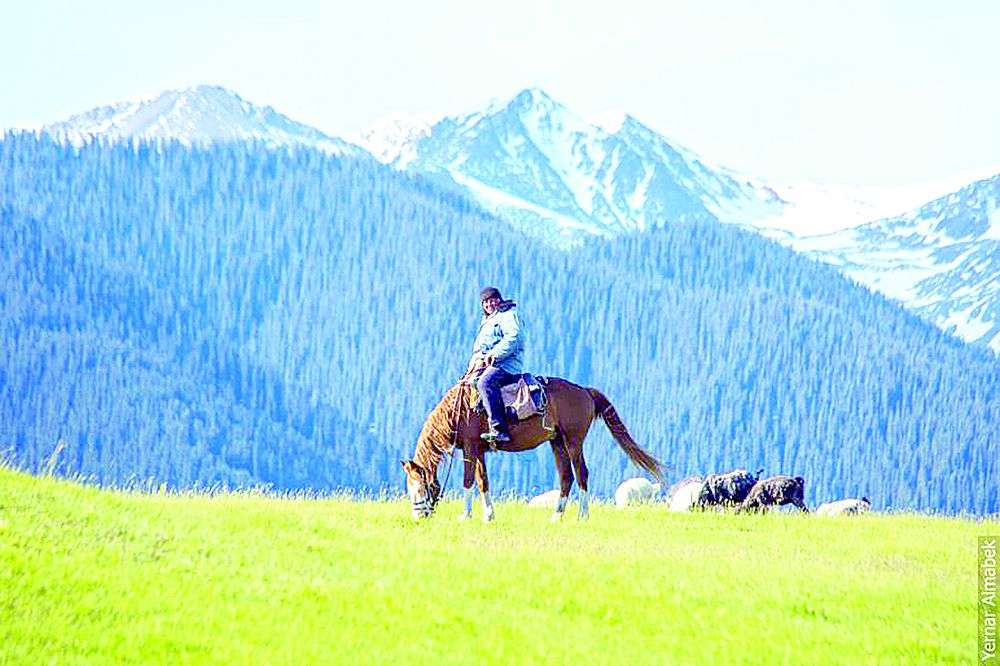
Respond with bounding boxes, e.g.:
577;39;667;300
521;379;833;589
450;171;611;242
755;163;1000;237
347;111;443;166
586;110;628;135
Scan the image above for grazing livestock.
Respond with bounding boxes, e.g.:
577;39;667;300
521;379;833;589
816;497;871;516
697;469;761;508
614;478;662;509
666;477;705;513
740;476;808;513
527;489;562;509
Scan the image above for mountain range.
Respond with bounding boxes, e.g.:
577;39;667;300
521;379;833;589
29;85;1000;353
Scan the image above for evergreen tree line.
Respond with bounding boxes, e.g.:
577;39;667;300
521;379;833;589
0;134;996;513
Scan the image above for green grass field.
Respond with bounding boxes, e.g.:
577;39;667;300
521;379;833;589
0;466;988;665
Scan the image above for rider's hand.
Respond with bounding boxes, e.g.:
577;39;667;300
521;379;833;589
465;355;483;375
485;354;496;367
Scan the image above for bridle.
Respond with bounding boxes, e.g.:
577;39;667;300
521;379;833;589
411;485;435;516
410;466;443;516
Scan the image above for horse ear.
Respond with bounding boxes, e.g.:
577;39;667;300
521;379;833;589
401;460;424;480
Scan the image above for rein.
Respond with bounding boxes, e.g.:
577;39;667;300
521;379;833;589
437;381;467;498
439;451;455;500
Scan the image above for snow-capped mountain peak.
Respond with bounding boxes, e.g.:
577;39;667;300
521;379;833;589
489;87;560;115
352;88;796;240
41;85;359;155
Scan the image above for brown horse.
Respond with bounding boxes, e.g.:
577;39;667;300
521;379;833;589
401;377;664;522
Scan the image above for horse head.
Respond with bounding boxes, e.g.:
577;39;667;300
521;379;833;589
401;460;441;520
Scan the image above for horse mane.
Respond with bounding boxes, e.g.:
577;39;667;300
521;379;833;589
413;383;478;471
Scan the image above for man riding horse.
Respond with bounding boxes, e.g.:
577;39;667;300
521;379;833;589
400;286;663;522
465;286;524;446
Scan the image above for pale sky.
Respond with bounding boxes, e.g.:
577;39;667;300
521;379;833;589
3;0;998;186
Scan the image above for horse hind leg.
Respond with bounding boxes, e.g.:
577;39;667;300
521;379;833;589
550;435;574;522
566;437;590;520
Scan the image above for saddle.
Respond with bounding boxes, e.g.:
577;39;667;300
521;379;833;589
460;372;547;422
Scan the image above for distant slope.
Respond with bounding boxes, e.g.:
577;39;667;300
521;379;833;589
1;134;996;512
784;174;1000;352
0;202;385;489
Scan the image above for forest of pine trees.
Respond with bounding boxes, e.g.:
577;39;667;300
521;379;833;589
1;134;996;513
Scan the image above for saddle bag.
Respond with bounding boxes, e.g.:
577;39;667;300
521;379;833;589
501;375;546;421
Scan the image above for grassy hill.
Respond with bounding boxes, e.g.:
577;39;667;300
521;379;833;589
0;466;985;664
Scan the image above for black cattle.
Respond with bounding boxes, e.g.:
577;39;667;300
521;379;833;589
696;468;762;508
740;475;808;513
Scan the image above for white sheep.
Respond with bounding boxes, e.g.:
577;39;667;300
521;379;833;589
527;489;562;509
614;477;662;509
816;497;871;516
667;477;705;513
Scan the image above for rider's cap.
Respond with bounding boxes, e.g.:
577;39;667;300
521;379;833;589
480;286;503;302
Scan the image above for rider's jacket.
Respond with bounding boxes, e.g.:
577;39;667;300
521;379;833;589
471;302;525;375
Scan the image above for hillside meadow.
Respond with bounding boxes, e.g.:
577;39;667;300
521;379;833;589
0;466;987;665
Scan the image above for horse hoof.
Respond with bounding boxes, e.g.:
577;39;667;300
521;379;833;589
458;513;471;522
577;513;590;521
483;513;495;523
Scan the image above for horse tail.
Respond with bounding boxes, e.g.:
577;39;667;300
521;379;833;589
588;388;665;483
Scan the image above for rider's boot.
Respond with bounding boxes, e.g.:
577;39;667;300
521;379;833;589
481;419;511;450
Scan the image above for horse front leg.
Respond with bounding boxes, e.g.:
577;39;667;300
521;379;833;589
459;450;476;522
474;452;495;523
